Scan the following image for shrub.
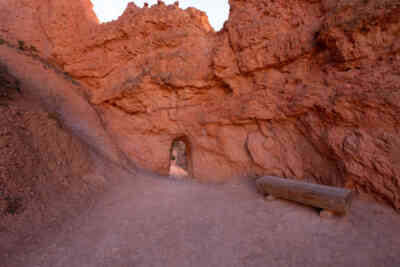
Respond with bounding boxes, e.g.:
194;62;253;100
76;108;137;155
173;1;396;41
4;196;23;215
18;40;25;50
30;45;38;53
47;111;63;128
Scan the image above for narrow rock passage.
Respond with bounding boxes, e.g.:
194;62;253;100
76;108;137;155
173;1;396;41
4;172;400;267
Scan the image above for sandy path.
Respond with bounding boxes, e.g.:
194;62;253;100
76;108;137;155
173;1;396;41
3;171;400;267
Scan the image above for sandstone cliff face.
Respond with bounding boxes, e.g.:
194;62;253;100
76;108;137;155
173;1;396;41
0;0;98;59
0;0;399;210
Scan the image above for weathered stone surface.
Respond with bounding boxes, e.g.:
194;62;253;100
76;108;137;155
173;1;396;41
0;0;399;210
0;0;98;59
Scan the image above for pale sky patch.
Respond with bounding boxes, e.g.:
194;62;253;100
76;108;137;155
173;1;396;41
90;0;230;30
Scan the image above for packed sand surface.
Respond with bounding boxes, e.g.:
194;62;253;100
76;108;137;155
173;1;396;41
2;171;400;267
1;0;399;209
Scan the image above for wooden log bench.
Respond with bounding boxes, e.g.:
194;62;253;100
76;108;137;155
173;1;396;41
256;176;353;216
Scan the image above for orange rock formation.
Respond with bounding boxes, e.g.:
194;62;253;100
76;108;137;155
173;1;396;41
0;0;399;210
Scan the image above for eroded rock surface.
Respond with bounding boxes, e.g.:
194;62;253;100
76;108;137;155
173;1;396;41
0;61;92;246
0;0;399;210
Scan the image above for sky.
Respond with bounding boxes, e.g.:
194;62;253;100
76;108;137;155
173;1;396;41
90;0;230;30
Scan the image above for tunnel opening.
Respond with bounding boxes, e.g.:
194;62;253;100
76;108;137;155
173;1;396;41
169;137;191;179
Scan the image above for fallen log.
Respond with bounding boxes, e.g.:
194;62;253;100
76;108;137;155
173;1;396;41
256;176;353;214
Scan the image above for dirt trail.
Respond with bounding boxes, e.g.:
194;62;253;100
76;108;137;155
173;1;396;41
3;171;400;267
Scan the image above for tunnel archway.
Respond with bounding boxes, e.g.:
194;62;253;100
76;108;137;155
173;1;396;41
169;137;192;179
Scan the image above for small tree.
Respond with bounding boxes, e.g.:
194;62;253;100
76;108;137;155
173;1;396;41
18;40;25;50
